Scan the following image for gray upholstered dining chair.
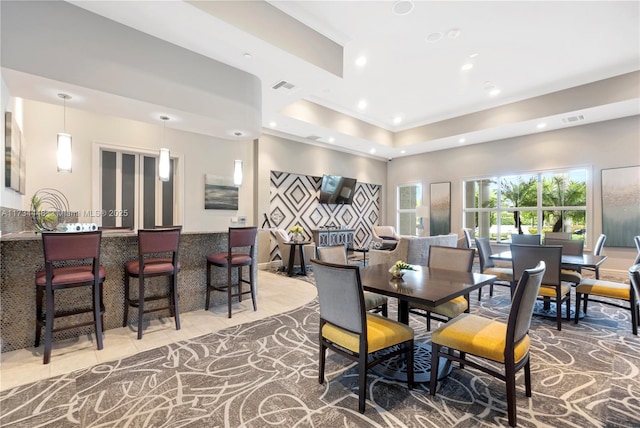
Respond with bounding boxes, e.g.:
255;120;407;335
316;246;388;316
511;233;541;245
430;261;546;427
545;231;572;240
510;243;568;330
408;245;474;330
312;259;414;413
581;234;606;279
543;237;584;286
475;237;514;297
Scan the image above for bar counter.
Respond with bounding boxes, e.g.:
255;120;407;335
0;230;257;353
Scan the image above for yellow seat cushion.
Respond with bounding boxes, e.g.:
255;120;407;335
364;291;388;311
576;279;630;300
484;267;513;282
322;313;414;354
538;283;571;298
432;313;530;364
411;296;467;319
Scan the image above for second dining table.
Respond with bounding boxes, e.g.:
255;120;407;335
358;263;496;382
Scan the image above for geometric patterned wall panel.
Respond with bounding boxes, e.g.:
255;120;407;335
268;171;381;262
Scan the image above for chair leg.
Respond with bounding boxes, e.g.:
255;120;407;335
172;272;181;331
43;287;54;365
565;295;571;322
205;262;212;310
93;281;104;351
631;293;638;336
227;264;233;319
429;343;440;395
406;340;414;390
505;362;517;427
123;273;130;328
318;338;326;384
556;294;562;331
426;313;432;331
249;263;257;312
524;357;532;397
237;266;243;303
358;353;367;413
381;303;388;317
35;286;43;347
575;292;581;324
137;277;145;340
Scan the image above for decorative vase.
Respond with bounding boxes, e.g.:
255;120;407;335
389;266;405;279
293;232;302;243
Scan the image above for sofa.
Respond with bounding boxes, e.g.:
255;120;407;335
368;234;459;267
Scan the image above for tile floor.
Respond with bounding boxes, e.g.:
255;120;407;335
0;270;317;392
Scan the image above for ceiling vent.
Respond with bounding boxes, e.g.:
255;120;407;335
271;80;298;93
561;114;585;124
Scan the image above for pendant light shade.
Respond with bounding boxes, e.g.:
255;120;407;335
233;159;243;186
159;116;170;182
57;94;72;172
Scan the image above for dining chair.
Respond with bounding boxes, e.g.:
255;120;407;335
545;231;572;240
36;231;105;364
429;261;546;427
316;246;388;316
475;237;514;298
543;237;584;286
634;236;640;264
581;234;606;279
510;243;568;330
205;226;257;318
312;259;414;413
408;246;474;330
574;263;640;335
123;227;182;339
510;233;541;245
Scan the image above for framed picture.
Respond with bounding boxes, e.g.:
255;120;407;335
204;174;238;210
430;182;451;236
601;166;640;247
4;112;25;194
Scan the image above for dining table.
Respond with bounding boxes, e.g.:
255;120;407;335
358;263;497;382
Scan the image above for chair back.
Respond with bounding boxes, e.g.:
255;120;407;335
462;228;474;249
544;238;584;256
475;237;496;271
545;232;572;240
373;225;399;240
42;230;102;263
229;226;257;249
510;243;561;286
508;261;546;346
312;259;365;335
634;236;640;264
428;245;474;272
138;227;181;255
511;233;541;245
317;246;348;264
593;234;606;256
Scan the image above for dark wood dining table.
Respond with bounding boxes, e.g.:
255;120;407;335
358;263;496;383
490;250;608;270
359;263;497;324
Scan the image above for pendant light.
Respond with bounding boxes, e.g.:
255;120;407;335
159;116;170;182
57;93;72;173
233;131;243;186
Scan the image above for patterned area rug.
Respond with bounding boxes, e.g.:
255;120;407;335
1;274;639;427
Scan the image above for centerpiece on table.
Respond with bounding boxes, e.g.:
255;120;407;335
289;225;304;243
389;260;415;279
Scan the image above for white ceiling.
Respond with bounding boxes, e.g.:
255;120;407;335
3;0;639;160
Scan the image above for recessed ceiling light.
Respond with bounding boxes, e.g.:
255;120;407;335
447;28;462;39
269;121;277;127
355;56;367;67
328;137;335;143
537;122;547;129
469;53;479;58
358;100;367;110
461;62;473;71
459;137;466;144
392;0;414;15
400;150;406;154
243;53;252;59
369;148;376;154
484;81;501;96
393;116;403;125
489;88;501;96
425;32;443;43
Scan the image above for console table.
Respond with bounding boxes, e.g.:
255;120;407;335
312;228;354;248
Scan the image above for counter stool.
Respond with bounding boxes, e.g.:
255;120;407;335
123;227;181;339
35;230;105;364
206;226;257;318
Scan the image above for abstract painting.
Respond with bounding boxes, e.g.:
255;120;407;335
4;112;25;194
205;174;238;210
430;181;451;236
601;165;640;247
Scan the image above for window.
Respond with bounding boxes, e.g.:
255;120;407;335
96;146;179;229
397;183;422;236
463;168;588;244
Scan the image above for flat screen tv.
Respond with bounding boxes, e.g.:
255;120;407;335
319;174;357;204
